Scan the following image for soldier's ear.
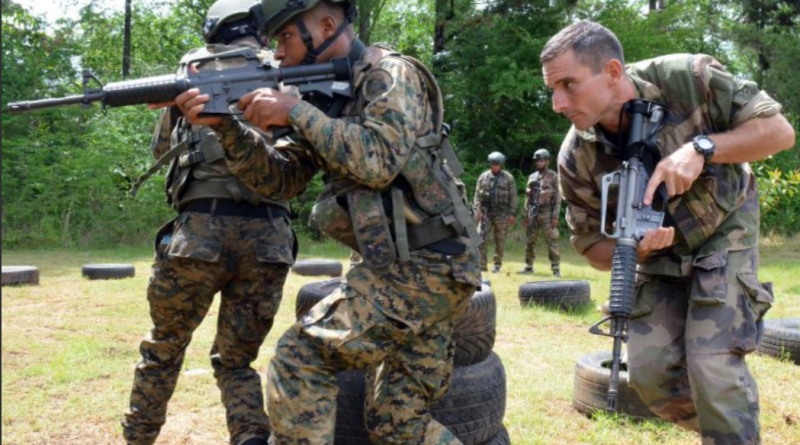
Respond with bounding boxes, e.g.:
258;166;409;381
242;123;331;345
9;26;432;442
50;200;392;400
604;59;624;84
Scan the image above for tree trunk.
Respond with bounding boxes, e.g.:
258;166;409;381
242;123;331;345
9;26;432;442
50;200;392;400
123;0;132;78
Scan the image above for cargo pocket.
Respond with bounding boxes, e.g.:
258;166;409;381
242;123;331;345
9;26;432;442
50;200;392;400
153;218;177;261
630;272;654;319
690;251;728;307
730;272;774;355
255;217;295;265
167;212;223;262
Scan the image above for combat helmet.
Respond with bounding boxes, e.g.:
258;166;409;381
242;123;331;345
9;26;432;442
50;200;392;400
533;148;551;160
488;151;506;164
203;0;265;45
260;0;356;63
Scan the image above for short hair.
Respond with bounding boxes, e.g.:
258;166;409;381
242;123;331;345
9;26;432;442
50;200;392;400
540;21;624;74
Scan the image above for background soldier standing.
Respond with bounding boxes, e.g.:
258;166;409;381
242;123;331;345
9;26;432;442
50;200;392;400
169;0;481;443
474;151;517;273
542;21;795;444
123;2;296;444
519;148;561;277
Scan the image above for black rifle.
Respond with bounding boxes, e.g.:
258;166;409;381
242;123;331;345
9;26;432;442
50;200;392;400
527;177;542;221
589;99;667;412
8;48;353;132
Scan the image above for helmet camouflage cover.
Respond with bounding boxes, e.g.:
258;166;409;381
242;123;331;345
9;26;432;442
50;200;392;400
260;0;353;38
488;151;506;164
203;0;262;44
533;148;551;160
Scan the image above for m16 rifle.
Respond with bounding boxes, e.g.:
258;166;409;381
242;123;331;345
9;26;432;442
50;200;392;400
527;177;542;221
589;99;667;411
8;48;352;135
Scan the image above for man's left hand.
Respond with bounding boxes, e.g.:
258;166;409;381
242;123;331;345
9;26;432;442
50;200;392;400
508;216;516;226
551;219;558;229
239;88;300;131
643;142;705;206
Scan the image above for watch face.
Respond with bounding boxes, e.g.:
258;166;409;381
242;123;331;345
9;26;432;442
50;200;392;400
696;136;714;150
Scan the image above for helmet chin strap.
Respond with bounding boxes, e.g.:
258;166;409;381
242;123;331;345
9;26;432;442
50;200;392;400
294;7;354;65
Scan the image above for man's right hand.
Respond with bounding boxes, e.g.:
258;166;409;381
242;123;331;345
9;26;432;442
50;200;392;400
523;217;529;227
637;227;675;261
476;211;483;222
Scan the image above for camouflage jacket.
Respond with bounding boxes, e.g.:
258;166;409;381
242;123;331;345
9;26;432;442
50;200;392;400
558;54;782;257
524;169;560;219
473;169;518;217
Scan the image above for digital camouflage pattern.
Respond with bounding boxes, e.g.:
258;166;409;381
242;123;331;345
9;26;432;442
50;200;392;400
523;168;561;272
210;42;480;444
474;169;517;269
557;53;782;444
123;41;296;445
123;212;295;445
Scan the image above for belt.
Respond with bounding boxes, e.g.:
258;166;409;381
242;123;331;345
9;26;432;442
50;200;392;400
406;216;467;255
181;198;288;219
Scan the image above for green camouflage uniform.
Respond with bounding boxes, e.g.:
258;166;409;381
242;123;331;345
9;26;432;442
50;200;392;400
122;43;297;445
210;42;480;444
523;168;561;273
473;169;517;269
558;54;781;445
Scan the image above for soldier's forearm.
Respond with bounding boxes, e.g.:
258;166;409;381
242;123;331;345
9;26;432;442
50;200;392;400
584;240;614;271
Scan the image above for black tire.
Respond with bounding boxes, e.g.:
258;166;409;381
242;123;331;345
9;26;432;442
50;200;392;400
295;281;497;367
518;280;591;310
334;352;507;445
757;318;800;365
482;425;510;445
2;266;40;286
573;351;656;420
292;259;343;277
82;264;136;280
295;279;342;319
453;287;496;366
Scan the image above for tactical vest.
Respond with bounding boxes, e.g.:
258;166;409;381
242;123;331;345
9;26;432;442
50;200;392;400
309;49;477;268
131;43;288;212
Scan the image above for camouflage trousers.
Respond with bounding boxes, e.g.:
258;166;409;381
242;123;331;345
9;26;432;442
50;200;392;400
478;215;510;269
628;246;773;445
523;211;560;272
267;249;477;445
123;211;295;445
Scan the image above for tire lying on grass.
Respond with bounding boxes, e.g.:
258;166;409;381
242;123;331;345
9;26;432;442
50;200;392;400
519;280;591;310
295;280;497;367
334;352;507;445
295;279;342;319
573;351;656;420
483;425;510;445
757;318;800;365
82;264;136;280
2;266;40;286
291;259;343;277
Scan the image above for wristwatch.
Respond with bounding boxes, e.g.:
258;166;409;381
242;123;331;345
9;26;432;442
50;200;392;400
692;135;716;163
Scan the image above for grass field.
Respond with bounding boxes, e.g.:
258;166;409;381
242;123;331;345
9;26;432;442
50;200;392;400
3;235;799;445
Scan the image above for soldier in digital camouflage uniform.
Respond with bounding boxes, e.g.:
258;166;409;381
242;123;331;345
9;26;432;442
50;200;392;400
519;148;561;277
169;0;481;443
122;2;297;444
542;21;795;445
473;151;517;273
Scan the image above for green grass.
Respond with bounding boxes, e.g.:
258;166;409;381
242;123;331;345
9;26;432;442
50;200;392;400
2;235;799;444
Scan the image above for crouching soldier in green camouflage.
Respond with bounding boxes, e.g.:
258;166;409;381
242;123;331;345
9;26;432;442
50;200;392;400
474;152;517;273
122;2;297;444
519;148;561;277
168;0;481;443
542;21;795;444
